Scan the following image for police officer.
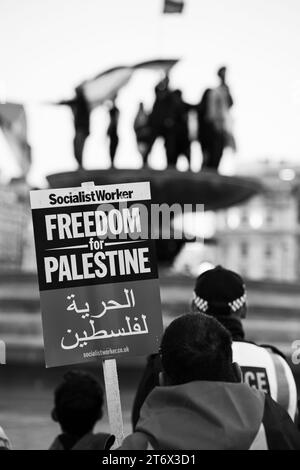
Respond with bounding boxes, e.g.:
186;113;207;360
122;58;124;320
191;265;298;422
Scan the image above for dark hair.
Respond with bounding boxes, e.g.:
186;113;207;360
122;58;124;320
53;371;104;437
161;313;235;385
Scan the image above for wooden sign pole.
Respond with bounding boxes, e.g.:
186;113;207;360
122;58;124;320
81;182;124;449
102;358;124;448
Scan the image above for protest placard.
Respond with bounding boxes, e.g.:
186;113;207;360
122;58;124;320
30;181;163;368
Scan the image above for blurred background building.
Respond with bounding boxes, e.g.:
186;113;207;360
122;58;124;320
175;160;300;283
0;180;31;272
216;161;300;282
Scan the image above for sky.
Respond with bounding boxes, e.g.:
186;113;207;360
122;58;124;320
0;0;300;186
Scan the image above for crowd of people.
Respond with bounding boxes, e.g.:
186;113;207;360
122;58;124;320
134;66;235;171
65;66;235;172
1;266;299;451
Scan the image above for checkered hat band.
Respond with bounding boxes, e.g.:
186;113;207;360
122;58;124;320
193;293;209;312
228;293;247;312
193;292;246;313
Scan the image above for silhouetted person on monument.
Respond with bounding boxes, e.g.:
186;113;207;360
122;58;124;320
146;77;192;168
197;66;235;171
145;75;174;166
107;98;120;168
171;89;191;169
133;102;152;165
59;88;90;168
197;88;213;168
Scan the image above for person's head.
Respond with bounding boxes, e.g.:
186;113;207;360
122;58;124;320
217;66;227;84
191;265;247;320
160;313;241;386
52;371;104;438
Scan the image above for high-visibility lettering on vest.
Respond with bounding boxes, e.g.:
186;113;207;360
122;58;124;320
233;341;297;421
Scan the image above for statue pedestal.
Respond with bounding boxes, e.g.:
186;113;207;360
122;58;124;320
47;168;262;211
46;168;262;264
